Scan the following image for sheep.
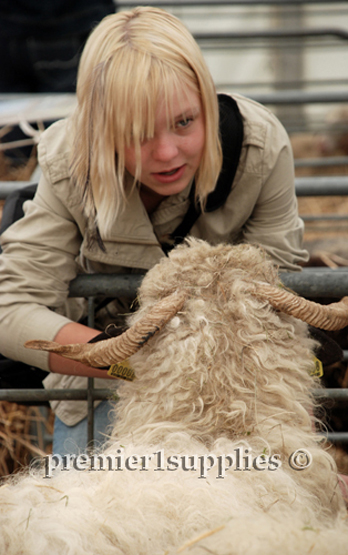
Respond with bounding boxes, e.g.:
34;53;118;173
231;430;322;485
1;238;348;555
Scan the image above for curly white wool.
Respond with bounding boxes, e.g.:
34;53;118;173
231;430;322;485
1;238;348;554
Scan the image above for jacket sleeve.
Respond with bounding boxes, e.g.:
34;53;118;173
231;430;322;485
0;176;84;370
231;95;308;272
242;127;308;272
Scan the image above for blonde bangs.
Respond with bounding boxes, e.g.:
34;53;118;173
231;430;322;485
70;6;223;237
107;49;201;185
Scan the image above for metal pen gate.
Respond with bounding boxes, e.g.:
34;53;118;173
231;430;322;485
1;177;348;448
1;0;348;451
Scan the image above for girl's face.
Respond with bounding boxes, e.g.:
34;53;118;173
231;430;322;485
124;86;205;202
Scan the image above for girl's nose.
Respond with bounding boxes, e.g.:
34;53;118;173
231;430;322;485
151;132;179;162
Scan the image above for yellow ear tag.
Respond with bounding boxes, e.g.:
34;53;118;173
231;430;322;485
107;359;135;381
310;357;323;378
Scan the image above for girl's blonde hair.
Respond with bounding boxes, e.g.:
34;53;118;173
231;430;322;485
70;6;222;236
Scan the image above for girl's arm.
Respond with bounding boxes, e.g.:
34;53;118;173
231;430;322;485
49;322;115;379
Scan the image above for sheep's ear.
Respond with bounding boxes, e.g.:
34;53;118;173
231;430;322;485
25;290;187;368
308;326;343;366
253;282;348;331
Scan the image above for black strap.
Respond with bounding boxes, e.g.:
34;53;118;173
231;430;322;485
162;94;244;255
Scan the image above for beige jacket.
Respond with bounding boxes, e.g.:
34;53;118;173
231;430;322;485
0;93;308;425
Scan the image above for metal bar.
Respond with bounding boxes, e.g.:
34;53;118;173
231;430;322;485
117;0;348;6
69;273;143;298
194;28;348;42
222;79;348;92
0;389;113;403
295;176;348;196
0;139;36;151
0;181;36;199
281;270;348;298
313;388;348;401
87;297;95;452
249;91;348;105
0;385;346;404
323;433;348;444
67;269;348;302
68;269;348;303
295;156;348;168
302;214;348;221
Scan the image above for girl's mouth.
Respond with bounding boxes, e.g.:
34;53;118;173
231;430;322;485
152;165;186;184
160;169;178;176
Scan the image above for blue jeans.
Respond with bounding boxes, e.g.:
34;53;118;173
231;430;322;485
52;400;115;456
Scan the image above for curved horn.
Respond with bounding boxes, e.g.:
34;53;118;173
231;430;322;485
252;282;348;331
25;290;187;367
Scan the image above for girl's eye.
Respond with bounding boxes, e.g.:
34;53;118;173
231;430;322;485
176;117;193;129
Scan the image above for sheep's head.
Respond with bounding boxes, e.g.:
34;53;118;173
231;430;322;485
24;239;348;443
25;239;348;368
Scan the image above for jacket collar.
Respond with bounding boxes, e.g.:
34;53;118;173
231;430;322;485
100;173;192;244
